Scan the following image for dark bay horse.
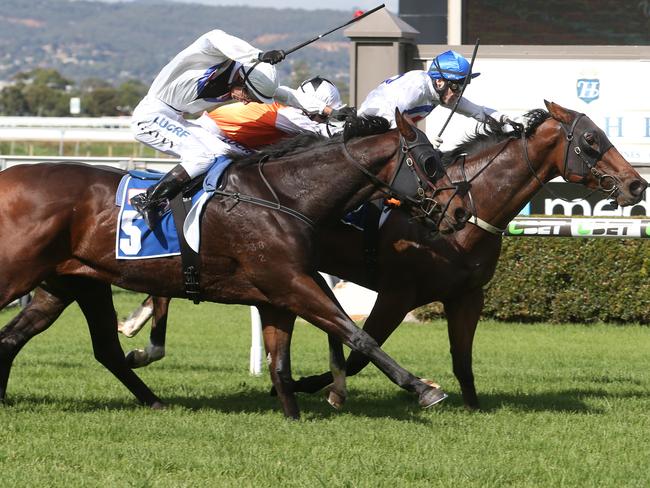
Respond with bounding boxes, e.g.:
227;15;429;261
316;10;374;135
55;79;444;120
115;101;647;409
0;111;464;419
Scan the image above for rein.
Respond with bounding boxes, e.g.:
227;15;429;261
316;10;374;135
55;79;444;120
214;155;315;228
443;139;514;234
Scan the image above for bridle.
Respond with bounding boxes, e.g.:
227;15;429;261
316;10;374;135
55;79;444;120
521;112;619;204
557;113;617;192
457;112;620;236
341;126;461;231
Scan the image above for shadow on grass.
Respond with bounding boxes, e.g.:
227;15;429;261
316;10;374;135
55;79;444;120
446;387;650;413
3;386;648;419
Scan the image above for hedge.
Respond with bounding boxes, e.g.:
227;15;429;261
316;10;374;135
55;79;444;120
414;238;650;324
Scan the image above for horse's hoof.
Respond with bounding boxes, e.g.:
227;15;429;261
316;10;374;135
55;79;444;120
125;349;150;369
150;401;166;410
326;389;346;410
419;387;448;408
419;377;441;389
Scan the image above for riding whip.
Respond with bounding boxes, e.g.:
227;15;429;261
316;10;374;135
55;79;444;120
282;4;385;57
437;38;480;138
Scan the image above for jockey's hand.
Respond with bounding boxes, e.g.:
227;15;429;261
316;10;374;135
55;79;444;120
432;136;443;150
492;112;524;135
330;106;357;121
258;50;286;65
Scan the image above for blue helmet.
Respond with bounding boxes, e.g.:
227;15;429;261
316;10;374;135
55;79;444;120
428;50;480;81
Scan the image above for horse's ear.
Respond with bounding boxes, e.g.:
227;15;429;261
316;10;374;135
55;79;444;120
544;100;573;124
395;108;416;141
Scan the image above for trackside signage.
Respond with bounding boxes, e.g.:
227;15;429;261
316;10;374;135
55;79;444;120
506;217;650;237
426;56;650;166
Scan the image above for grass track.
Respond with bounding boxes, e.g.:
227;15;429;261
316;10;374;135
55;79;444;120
0;291;649;487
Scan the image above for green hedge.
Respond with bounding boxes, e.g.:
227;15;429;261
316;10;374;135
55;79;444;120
414;238;650;324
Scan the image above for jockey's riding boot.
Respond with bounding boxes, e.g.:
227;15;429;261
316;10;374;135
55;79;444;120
130;164;191;230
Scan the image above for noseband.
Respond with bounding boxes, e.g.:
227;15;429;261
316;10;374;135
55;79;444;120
559;113;617;193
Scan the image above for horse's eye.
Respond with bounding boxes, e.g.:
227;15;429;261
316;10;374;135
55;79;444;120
584;132;596;145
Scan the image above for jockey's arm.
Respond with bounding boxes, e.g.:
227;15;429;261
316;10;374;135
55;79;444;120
453;97;498;123
201;29;261;64
275;107;339;138
274;86;327;116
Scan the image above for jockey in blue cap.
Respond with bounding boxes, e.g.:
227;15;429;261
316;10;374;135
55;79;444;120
358;49;514;149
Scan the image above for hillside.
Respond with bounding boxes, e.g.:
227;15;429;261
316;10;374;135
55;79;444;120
0;0;351;85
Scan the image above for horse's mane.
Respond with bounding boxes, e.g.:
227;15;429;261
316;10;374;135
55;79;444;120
228;115;391;166
441;109;551;165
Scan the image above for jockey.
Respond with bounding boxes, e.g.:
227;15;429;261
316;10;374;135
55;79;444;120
195;76;347;149
130;30;340;229
357;50;513;148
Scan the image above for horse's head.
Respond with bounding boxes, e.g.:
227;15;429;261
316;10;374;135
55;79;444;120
544;100;647;206
392;109;471;233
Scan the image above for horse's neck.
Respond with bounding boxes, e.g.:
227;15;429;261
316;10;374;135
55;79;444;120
235;135;397;223
450;128;559;234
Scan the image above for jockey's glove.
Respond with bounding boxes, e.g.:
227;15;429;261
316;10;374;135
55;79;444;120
330;106;357;121
258;50;286;65
491;112;524;135
432;136;443;150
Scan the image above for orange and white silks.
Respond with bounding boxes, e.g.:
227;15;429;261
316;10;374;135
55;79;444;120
206;102;288;148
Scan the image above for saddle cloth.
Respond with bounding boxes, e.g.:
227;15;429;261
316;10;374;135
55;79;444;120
115;158;230;259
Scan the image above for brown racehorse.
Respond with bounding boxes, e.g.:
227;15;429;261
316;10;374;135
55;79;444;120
0;111;467;419
115;101;647;409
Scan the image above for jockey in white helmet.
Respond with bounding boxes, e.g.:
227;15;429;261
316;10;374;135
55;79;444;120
195;76;349;148
130;30;327;229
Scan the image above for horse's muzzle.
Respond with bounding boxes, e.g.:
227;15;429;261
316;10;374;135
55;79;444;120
618;178;648;206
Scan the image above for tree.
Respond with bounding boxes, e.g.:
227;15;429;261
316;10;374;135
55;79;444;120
290;60;312;88
116;79;147;115
0;83;30;116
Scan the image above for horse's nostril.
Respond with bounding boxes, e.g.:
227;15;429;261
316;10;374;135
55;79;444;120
454;207;471;224
629;179;647;197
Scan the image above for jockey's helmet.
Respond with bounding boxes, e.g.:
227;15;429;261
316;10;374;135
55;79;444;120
299;76;344;109
240;61;278;104
428;50;480;82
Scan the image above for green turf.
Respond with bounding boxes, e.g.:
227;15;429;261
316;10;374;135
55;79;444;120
0;291;648;487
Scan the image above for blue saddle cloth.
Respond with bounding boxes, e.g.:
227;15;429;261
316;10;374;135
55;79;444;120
115;158;232;259
115;173;201;259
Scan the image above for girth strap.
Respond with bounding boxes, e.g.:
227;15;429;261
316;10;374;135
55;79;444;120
170;194;202;304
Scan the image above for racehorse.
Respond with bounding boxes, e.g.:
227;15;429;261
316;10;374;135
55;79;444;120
115;101;647;409
0;111;466;419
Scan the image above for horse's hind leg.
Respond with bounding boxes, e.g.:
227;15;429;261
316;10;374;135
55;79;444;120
72;278;163;408
0;284;74;401
124;296;169;369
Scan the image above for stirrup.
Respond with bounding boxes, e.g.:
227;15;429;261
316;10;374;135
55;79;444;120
131;194;163;230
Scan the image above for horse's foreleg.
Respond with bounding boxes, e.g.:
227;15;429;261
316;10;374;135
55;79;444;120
295;290;413;395
443;287;483;410
124;296;170;369
258;305;300;419
0;285;72;401
73;279;163;408
283;276;446;408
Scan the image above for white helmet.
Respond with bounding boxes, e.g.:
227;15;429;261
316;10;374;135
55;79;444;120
299;76;344;109
240;61;278;104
